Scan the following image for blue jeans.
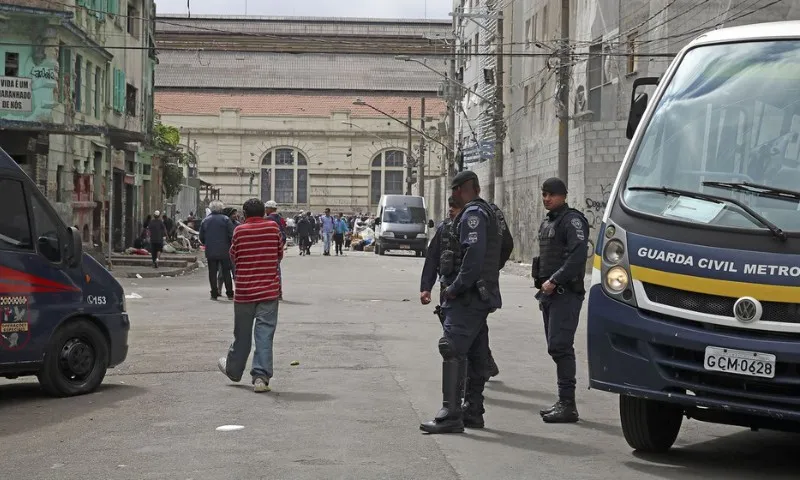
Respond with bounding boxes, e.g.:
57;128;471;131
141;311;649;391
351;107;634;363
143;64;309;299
322;231;333;253
226;300;279;383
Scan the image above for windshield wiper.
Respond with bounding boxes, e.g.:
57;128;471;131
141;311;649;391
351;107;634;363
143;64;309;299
628;185;788;241
702;181;800;201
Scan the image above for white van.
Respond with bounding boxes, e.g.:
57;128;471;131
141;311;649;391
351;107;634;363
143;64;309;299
374;195;433;257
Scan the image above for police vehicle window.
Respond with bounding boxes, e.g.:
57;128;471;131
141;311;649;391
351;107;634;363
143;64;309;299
382;206;426;224
0;178;32;250
29;194;62;263
624;40;800;231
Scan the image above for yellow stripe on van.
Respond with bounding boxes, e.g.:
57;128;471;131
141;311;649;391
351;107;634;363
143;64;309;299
593;255;602;270
630;265;800;303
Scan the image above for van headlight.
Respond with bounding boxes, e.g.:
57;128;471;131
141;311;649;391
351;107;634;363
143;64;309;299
416;233;428;239
605;266;629;293
382;232;395;238
603;239;625;263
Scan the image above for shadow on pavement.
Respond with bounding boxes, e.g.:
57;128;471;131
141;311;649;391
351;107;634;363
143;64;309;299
466;427;603;456
0;382;146;437
624;430;800;479
484;380;555;402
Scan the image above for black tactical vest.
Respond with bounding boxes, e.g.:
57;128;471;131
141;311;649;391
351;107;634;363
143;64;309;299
439;218;461;278
537;206;584;280
455;198;501;288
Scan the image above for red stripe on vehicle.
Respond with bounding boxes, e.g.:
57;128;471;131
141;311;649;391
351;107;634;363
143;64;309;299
0;266;80;292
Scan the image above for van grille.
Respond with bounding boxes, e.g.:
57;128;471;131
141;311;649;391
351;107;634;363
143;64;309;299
642;283;800;324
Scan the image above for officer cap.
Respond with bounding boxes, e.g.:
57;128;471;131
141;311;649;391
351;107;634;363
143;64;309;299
451;170;479;189
542;177;568;195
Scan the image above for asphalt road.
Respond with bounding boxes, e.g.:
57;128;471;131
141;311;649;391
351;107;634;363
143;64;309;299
1;245;799;479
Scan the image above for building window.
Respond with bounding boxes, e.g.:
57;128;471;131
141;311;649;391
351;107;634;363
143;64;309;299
588;40;603;119
523;85;530;115
626;32;638;75
542;4;548;39
74;55;83;112
58;44;71;103
473;33;479;57
4;52;18;76
127;3;139;37
85;61;93;116
532;14;538;45
259;148;308;205
370;150;406;204
126;83;137;116
525;19;531;48
95;66;102;118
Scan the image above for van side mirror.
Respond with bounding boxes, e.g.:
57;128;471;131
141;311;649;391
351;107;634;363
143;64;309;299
428;219;435;228
374;218;381;225
626;77;659;140
67;226;83;268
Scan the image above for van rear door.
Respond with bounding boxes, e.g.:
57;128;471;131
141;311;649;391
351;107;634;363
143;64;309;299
0;173;82;365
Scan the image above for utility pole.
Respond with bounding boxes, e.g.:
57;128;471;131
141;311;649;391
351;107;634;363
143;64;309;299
447;52;456;179
406;106;413;195
494;9;505;205
557;0;570;186
419;97;425;198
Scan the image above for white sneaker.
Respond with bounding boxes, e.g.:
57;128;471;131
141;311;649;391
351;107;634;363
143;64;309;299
218;357;238;382
254;377;271;393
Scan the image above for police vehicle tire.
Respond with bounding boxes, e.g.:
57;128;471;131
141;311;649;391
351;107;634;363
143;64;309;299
378;245;386;255
619;395;683;453
38;319;109;398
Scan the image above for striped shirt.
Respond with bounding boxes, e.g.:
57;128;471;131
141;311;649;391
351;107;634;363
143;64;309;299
229;217;283;303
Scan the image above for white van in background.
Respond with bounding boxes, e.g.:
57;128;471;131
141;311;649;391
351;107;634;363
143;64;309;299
374;195;434;257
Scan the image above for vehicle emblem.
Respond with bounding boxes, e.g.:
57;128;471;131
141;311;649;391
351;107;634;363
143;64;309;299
733;296;761;323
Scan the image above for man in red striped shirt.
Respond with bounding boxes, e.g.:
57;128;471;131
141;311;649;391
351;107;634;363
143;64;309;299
217;198;283;393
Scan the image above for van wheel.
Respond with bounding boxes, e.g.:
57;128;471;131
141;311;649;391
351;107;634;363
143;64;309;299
619;394;683;453
378;245;386;256
38;319;109;397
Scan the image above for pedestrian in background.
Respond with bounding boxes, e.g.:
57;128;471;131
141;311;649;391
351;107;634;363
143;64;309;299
265;200;287;300
532;177;589;423
218;198;283;393
200;200;235;300
320;208;335;256
147;210;166;269
297;213;312;255
333;212;349;256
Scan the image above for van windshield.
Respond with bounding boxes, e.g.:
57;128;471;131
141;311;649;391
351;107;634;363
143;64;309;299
382;205;426;224
623;40;800;232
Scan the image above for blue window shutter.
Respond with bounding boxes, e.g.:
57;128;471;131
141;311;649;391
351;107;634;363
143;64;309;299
120;70;126;113
112;69;118;111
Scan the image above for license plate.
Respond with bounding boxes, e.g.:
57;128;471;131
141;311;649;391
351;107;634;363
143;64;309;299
703;346;776;379
399;245;410;249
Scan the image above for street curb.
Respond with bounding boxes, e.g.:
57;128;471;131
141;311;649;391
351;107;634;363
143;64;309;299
123;261;201;279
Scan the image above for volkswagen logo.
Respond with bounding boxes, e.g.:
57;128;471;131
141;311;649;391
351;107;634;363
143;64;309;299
733;297;762;323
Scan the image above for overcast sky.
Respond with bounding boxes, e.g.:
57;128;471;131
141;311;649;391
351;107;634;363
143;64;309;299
157;0;451;19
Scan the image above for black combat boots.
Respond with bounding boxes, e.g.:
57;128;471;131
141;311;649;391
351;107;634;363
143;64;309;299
420;358;466;434
541;399;579;423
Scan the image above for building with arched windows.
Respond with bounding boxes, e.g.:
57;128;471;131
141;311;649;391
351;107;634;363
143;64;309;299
154;15;450;217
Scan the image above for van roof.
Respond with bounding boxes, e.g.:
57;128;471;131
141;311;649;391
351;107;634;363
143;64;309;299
690;21;800;47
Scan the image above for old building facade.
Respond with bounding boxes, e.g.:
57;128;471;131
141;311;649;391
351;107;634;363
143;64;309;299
154;16;450;218
0;0;157;252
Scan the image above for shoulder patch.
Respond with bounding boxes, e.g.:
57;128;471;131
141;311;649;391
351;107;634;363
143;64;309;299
467;231;479;244
467;215;480;229
571;217;583;229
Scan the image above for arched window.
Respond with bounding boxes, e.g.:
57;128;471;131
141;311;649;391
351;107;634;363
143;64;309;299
370;149;406;204
260;147;308;204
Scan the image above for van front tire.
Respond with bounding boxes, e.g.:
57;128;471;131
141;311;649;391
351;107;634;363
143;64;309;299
38;319;109;397
619;394;683;453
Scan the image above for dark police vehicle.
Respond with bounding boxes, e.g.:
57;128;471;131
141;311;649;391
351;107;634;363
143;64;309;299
0;146;129;397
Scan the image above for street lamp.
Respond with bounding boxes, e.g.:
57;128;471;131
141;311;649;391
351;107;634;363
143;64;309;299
341;121;387;143
352;98;452;154
394;55;495;104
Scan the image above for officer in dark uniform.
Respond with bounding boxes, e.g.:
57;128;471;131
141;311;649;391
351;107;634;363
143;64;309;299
532;177;589;424
420;171;503;434
421;196;503;381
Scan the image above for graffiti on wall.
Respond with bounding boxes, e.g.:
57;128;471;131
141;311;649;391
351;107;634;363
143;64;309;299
582;183;612;229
